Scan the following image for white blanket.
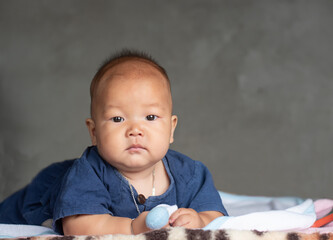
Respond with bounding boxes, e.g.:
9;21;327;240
204;198;316;231
0;224;57;238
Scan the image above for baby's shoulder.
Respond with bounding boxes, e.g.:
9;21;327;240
74;146;111;169
165;149;207;182
166;149;195;165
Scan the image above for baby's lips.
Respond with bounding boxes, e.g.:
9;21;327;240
126;143;146;150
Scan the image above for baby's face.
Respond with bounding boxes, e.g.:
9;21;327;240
86;60;177;173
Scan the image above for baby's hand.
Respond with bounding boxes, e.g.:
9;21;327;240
169;208;205;228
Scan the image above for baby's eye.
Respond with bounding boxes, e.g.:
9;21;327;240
146;115;157;121
111;116;124;122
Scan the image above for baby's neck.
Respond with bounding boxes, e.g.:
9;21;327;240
122;161;170;198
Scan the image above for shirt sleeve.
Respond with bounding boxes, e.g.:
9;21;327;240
166;149;228;216
186;161;228;216
53;158;112;233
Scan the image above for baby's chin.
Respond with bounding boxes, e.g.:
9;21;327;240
108;157;162;172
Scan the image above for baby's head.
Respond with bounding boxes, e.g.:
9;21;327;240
86;50;178;172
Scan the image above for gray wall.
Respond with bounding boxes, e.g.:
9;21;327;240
1;0;332;201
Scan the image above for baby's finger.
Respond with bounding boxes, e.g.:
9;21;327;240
171;214;191;227
169;208;184;225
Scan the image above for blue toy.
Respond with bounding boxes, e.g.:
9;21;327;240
145;204;178;229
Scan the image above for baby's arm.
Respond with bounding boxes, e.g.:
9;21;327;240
169;209;223;228
62;212;150;235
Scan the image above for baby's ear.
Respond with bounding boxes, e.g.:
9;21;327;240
85;118;97;145
169;115;178;144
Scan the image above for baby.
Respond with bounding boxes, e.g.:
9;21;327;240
0;50;227;235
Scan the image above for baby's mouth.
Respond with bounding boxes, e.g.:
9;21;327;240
126;144;146;152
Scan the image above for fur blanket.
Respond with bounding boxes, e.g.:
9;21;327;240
4;228;333;240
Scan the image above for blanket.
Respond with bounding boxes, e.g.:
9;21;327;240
1;227;333;240
1;192;332;240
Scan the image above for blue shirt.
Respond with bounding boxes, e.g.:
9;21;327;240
0;146;227;233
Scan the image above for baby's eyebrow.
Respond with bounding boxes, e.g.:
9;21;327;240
102;104;121;113
144;102;162;107
103;102;170;113
105;104;120;108
143;102;170;110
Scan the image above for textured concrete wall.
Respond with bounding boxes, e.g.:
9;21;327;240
0;0;332;201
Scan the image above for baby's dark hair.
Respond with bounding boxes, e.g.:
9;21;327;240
90;49;170;117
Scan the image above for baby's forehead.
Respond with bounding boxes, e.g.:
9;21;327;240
103;59;165;79
98;60;170;91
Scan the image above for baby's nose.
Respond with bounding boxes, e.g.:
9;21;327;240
127;123;144;137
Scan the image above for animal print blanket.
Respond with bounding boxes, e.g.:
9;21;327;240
3;227;333;240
